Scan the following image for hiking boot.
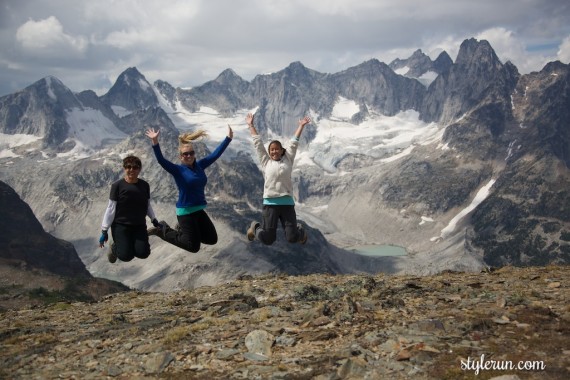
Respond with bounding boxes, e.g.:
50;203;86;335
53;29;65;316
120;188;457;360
148;220;170;238
247;221;260;241
298;224;308;245
107;243;117;263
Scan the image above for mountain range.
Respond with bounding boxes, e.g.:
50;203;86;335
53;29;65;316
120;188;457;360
0;38;568;291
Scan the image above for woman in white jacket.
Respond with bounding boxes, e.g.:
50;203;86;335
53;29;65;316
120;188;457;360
245;112;311;245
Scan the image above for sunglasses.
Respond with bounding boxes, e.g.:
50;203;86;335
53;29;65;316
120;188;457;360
180;151;195;157
124;165;141;170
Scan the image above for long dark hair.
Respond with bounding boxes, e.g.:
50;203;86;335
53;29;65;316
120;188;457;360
268;140;286;155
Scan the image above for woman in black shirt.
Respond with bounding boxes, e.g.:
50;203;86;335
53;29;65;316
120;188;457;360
98;155;162;263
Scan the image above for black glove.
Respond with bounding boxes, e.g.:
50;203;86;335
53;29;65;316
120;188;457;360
99;230;108;248
152;218;163;228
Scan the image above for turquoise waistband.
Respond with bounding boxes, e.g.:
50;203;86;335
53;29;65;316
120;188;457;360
263;195;295;206
176;204;206;216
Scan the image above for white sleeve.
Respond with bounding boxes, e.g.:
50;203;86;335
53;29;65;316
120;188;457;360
147;200;157;222
253;135;270;167
101;200;117;231
285;138;299;162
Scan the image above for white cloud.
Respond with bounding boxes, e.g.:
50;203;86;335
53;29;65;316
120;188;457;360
16;16;87;58
558;35;570;63
1;0;569;96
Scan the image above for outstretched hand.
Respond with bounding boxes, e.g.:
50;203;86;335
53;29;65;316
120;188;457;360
246;113;254;126
299;116;311;127
227;124;233;139
145;128;160;145
294;116;311;139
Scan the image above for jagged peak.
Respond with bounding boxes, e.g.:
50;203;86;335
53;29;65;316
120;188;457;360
356;58;391;72
287;61;306;69
21;75;75;100
110;66;153;94
25;75;66;92
41;76;73;93
283;61;311;75
455;38;499;66
362;58;382;66
44;75;65;85
434;51;452;63
215;68;243;83
154;79;176;91
542;60;569;74
218;68;239;77
410;49;427;59
121;67;143;77
116;67;148;85
433;51;453;73
504;61;520;74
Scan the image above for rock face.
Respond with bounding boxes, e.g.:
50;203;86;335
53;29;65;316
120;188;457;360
0;76;78;147
421;39;518;126
468;60;570;267
0;180;89;277
1;265;568;379
389;49;452;79
100;67;159;111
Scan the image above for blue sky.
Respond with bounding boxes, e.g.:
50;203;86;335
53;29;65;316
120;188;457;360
1;0;569;97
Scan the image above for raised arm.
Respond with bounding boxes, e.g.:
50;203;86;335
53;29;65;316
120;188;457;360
246;113;259;136
145;128;160;145
144;127;179;174
294;116;311;139
246;112;270;166
198;131;233;169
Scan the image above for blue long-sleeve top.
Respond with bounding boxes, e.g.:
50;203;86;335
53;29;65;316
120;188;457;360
152;136;232;210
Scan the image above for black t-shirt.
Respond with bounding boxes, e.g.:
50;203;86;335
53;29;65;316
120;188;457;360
109;178;150;226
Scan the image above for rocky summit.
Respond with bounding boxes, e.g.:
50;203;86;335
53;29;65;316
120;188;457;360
1;265;568;379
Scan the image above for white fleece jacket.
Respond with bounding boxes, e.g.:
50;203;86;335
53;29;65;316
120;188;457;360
253;135;299;199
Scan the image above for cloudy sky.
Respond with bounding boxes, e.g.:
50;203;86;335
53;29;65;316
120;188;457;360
1;0;569;97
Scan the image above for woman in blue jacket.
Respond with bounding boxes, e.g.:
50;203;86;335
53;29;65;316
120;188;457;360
145;126;232;252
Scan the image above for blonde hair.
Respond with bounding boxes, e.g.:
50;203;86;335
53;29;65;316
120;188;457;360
179;130;207;147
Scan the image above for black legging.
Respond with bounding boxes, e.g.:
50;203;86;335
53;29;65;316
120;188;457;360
164;210;217;252
111;223;150;261
256;205;302;245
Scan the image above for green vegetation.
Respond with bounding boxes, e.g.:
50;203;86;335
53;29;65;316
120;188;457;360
26;277;93;304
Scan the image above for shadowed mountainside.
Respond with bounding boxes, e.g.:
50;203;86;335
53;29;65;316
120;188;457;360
0;180;129;309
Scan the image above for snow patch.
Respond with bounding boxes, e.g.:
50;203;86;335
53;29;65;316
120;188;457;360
60;107;128;159
111;105;131;117
331;97;360;120
394;66;409;76
417;71;438;86
437;178;496;239
310;109;440;171
66;107;127;147
505;140;517;161
0;133;43;158
138;78;151;92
